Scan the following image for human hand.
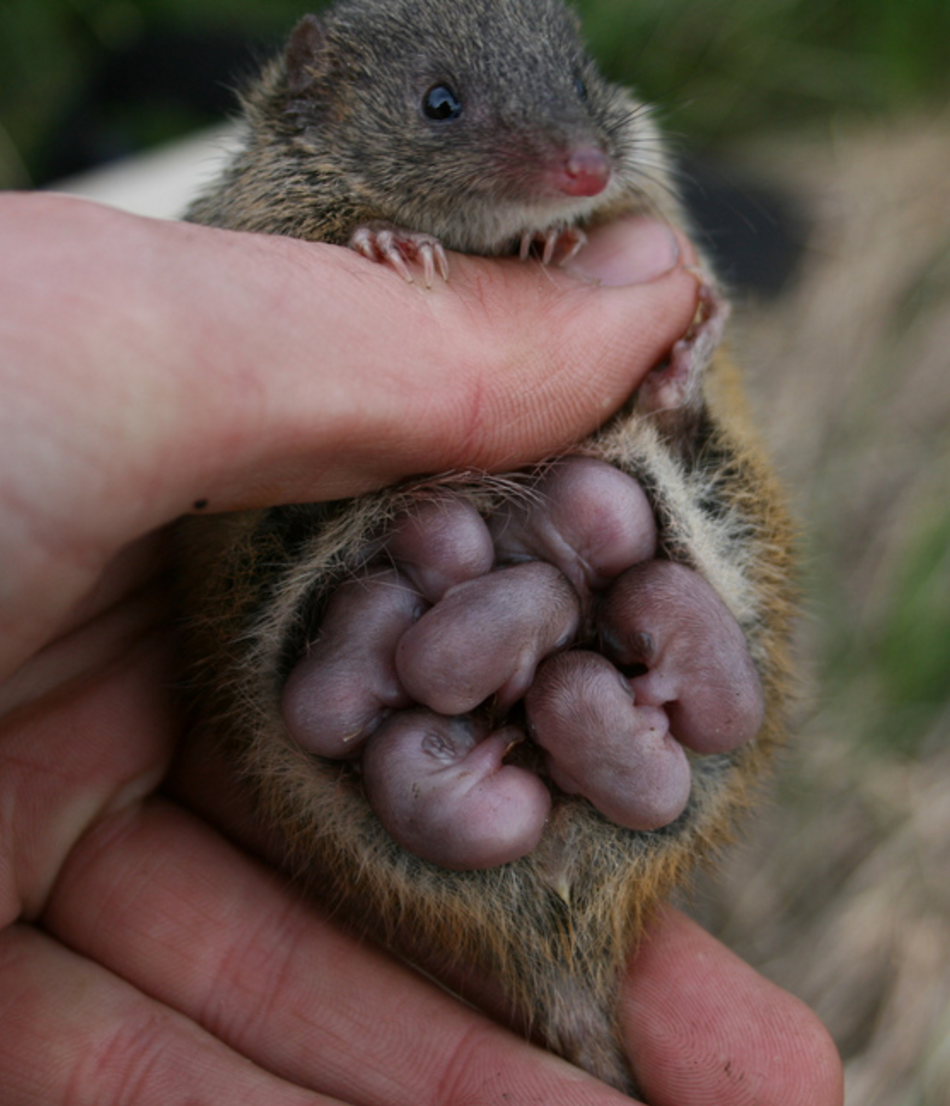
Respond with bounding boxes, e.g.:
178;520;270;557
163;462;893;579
0;193;842;1103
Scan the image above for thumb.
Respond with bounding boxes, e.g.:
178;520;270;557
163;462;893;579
156;213;700;513
0;195;698;670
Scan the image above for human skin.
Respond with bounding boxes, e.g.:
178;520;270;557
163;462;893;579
0;192;843;1105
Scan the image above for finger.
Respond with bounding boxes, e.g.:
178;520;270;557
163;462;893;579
0;925;341;1105
621;905;844;1106
42;798;640;1106
0;631;174;921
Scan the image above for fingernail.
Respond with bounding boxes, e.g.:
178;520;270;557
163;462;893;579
567;218;681;287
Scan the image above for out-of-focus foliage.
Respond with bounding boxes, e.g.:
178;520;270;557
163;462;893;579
580;0;950;138
834;471;950;756
0;0;317;186
2;0;950;188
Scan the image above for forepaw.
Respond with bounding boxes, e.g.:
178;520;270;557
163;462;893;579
349;222;450;286
519;225;588;266
637;273;731;424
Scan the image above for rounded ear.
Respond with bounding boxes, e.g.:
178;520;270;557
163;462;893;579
285;14;327;96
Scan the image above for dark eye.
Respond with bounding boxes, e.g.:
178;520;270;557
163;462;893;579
574;75;587;100
423;84;463;121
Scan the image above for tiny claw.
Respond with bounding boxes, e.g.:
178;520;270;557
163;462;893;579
380;233;415;284
420;244;435;289
434;243;450;282
501;728;527;759
350;227;376;262
635;272;731;430
517;225;588;266
559;226;587;264
391;256;415;284
542;229;558;266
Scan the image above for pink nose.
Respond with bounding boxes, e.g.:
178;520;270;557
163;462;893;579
560;148;611;197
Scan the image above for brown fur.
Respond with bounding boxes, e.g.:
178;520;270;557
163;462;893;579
177;0;797;1093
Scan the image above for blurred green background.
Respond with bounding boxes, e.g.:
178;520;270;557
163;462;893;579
3;3;948;1095
2;0;949;189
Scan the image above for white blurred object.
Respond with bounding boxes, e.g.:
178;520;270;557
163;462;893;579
51;125;239;220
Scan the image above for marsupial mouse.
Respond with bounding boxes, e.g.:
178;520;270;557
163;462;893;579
178;0;797;1092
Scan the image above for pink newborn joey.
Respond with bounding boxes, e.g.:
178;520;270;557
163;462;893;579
361;712;551;869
